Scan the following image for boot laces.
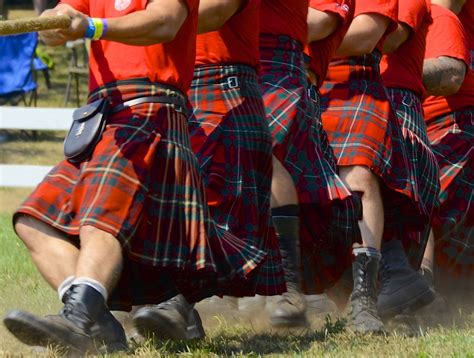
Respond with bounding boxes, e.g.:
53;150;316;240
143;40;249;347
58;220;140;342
60;287;79;318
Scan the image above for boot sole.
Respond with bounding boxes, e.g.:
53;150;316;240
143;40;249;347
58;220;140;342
3;311;85;353
378;287;436;320
133;309;205;341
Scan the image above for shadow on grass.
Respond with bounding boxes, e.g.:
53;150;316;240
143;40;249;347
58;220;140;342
0;130;66;142
133;316;347;356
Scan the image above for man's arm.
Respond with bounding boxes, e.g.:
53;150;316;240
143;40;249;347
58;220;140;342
423;56;467;95
382;22;411;53
39;0;190;47
307;8;342;43
336;13;390;57
198;0;244;34
430;0;467;14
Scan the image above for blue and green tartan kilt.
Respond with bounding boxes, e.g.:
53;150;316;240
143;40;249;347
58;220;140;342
259;34;362;293
386;88;441;267
427;107;473;278
187;64;286;296
14;79;269;310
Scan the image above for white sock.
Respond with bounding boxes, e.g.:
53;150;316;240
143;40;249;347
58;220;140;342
57;276;75;301
72;277;108;301
353;246;381;259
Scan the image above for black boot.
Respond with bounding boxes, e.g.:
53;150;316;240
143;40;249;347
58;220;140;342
59;286;128;353
350;252;385;334
3;284;122;353
377;240;435;319
268;214;307;327
133;294;205;341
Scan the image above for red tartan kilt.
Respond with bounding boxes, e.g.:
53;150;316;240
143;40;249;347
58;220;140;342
320;53;412;199
320;52;430;243
14;81;274;310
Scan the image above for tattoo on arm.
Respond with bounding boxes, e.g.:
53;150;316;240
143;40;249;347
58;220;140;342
423;56;467;96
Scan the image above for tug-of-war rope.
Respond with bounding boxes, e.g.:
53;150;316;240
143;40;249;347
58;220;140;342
0;15;71;36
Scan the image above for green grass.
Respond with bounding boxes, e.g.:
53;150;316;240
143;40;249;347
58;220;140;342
0;210;473;356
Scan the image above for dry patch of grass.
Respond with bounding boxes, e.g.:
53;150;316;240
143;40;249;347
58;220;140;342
0;131;65;165
0;187;31;213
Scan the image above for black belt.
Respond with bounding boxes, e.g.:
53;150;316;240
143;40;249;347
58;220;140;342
110;96;185;114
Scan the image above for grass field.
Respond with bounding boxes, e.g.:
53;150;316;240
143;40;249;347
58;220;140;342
1;8;474;358
0;212;473;357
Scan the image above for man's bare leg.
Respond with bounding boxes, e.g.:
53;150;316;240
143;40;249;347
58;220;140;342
270;156;298;207
14;214;78;290
5;221;127;352
339;166;384;250
422;230;435;274
76;225;123;293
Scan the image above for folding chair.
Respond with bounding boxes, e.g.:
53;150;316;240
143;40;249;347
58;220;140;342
0;32;51;140
64;39;89;107
0;32;39;106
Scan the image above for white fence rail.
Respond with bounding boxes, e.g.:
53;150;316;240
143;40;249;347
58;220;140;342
0;107;73;187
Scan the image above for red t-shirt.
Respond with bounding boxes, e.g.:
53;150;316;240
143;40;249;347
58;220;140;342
260;0;308;46
423;4;474;121
380;0;431;96
195;0;260;68
355;0;398;50
306;0;354;86
60;0;199;92
458;0;474;50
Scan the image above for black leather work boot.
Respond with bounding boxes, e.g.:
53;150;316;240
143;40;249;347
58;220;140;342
59;286;128;353
268;216;307;328
133;294;205;341
4;284;125;354
349;253;385;334
377;240;435;319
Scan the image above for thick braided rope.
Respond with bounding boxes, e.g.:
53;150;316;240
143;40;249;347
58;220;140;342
0;15;71;36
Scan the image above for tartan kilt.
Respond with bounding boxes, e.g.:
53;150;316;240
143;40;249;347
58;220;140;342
386;88;441;267
320;52;430;246
427;107;474;277
187;64;286;296
259;34;362;294
13;80;268;310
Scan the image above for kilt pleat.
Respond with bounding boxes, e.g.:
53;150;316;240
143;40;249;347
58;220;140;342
427;108;474;277
320;51;433;248
14;80;269;310
187;64;286;295
259;34;362;294
386;88;441;267
320;52;413;198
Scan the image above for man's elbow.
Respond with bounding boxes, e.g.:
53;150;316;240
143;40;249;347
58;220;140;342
149;24;181;43
425;76;465;96
443;75;465;95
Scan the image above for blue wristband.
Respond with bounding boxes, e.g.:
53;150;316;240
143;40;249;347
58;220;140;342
84;17;95;39
102;19;108;38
